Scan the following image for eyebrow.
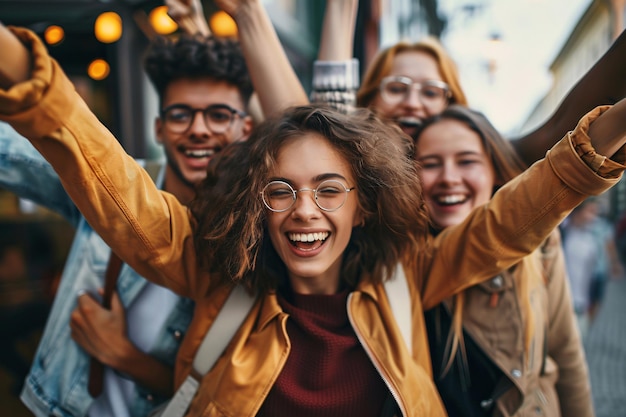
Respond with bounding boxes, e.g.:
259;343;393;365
416;150;482;160
269;173;349;184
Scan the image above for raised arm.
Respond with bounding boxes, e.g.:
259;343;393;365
213;0;308;117
0;25;204;297
420;101;626;309
165;0;211;36
310;0;360;114
510;28;626;166
318;0;359;61
588;97;626;156
0;24;31;88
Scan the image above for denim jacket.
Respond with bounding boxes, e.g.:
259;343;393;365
0;122;194;417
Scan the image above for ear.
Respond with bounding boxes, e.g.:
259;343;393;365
239;115;254;141
353;210;366;228
154;117;164;145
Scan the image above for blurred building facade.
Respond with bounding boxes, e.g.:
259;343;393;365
520;0;626;219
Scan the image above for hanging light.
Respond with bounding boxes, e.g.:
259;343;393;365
88;59;110;80
95;11;123;43
44;25;64;45
149;6;178;35
209;10;237;37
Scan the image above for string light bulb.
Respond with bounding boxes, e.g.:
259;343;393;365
88;59;110;80
95;11;122;43
44;25;65;45
209;11;237;37
149;6;178;35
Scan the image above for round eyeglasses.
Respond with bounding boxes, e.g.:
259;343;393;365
379;76;451;108
261;180;355;213
160;103;247;134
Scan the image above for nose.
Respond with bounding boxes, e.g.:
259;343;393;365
187;111;211;138
439;161;462;185
402;86;425;110
291;189;321;221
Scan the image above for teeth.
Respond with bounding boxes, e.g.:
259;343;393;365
184;149;215;158
437;194;467;204
397;117;422;127
288;232;329;242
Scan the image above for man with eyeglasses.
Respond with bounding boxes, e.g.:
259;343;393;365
1;33;252;417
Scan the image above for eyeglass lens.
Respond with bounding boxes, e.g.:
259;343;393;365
381;78;449;106
262;180;351;212
162;105;241;134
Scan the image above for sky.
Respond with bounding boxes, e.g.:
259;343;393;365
436;0;591;135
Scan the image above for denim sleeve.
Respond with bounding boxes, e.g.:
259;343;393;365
0;121;80;226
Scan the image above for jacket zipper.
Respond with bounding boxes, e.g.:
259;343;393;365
346;293;407;417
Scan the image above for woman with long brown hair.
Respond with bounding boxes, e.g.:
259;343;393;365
414;105;593;416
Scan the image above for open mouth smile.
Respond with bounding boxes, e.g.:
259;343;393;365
178;146;218;158
397;116;422;128
287;232;330;251
435;194;468;206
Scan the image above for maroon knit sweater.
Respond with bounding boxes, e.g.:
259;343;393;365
256;288;388;417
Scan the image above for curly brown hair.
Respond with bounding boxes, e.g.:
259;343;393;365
191;105;429;292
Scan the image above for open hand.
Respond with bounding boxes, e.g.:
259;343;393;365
165;0;210;36
213;0;258;18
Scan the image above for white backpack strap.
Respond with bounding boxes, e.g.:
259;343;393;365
384;263;412;355
155;285;255;417
192;285;255;373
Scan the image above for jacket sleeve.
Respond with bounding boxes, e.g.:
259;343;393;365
0;121;81;226
0;27;206;299
419;106;626;310
541;230;595;417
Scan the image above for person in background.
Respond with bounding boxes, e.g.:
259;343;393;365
585;203;624;320
310;0;626;168
1;20;626;416
616;213;626;269
560;198;621;341
0;32;253;417
414;105;593;417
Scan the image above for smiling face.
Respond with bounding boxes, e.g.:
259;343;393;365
156;77;252;199
371;50;449;139
415;119;496;230
265;132;363;294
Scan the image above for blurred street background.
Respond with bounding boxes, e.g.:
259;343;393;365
0;0;624;415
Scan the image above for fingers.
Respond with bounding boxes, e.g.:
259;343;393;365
76;289;101;307
110;290;124;314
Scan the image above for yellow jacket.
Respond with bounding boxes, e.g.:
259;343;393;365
1;28;624;417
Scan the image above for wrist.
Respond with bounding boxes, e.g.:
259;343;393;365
312;59;360;92
231;0;264;26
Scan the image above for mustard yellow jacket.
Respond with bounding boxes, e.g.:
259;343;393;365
1;28;624;417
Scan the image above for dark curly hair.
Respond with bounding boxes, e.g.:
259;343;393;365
143;34;253;109
191;104;430;292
